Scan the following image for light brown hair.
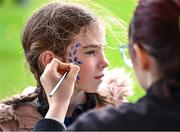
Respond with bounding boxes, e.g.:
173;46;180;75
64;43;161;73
3;2;98;106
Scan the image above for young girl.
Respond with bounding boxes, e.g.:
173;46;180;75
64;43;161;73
0;2;132;131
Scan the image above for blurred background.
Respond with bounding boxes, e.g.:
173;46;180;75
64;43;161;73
0;0;145;101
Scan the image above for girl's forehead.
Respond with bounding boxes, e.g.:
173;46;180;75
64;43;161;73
69;21;106;49
72;32;106;48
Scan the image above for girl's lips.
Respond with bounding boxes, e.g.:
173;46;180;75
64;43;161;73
94;74;104;80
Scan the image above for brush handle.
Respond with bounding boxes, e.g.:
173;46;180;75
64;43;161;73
49;71;69;97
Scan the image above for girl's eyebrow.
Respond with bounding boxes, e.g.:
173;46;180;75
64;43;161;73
82;44;105;49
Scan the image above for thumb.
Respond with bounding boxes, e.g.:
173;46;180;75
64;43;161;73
66;64;80;81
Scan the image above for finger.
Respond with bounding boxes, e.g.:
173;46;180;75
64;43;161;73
45;58;70;75
52;58;70;72
66;64;80;81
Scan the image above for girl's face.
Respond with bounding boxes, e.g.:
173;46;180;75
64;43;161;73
66;22;109;93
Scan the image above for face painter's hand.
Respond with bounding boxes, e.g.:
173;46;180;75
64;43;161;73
40;58;80;122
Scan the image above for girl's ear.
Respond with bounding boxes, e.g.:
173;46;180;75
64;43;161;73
133;44;150;70
40;51;64;68
40;51;55;68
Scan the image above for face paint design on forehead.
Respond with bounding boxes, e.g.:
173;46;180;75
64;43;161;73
68;43;83;82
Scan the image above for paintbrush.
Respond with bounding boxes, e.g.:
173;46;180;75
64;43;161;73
49;70;69;97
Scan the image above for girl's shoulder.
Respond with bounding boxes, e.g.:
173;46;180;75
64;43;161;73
0;86;42;130
0;102;42;131
0;101;41;122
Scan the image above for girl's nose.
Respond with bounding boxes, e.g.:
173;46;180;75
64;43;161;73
98;53;109;70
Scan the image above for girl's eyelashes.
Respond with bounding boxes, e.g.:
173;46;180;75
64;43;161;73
85;50;96;55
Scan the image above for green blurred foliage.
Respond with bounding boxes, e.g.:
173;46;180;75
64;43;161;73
0;0;145;101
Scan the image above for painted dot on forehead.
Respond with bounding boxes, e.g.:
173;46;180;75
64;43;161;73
75;43;80;48
76;75;80;81
76;60;83;65
68;58;73;63
69;52;72;57
73;49;77;55
74;56;78;62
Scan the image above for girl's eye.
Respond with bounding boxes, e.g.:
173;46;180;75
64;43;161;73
85;50;95;55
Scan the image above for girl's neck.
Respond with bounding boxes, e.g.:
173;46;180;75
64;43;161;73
66;90;87;117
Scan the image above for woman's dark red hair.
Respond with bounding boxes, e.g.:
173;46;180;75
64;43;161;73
129;0;180;77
